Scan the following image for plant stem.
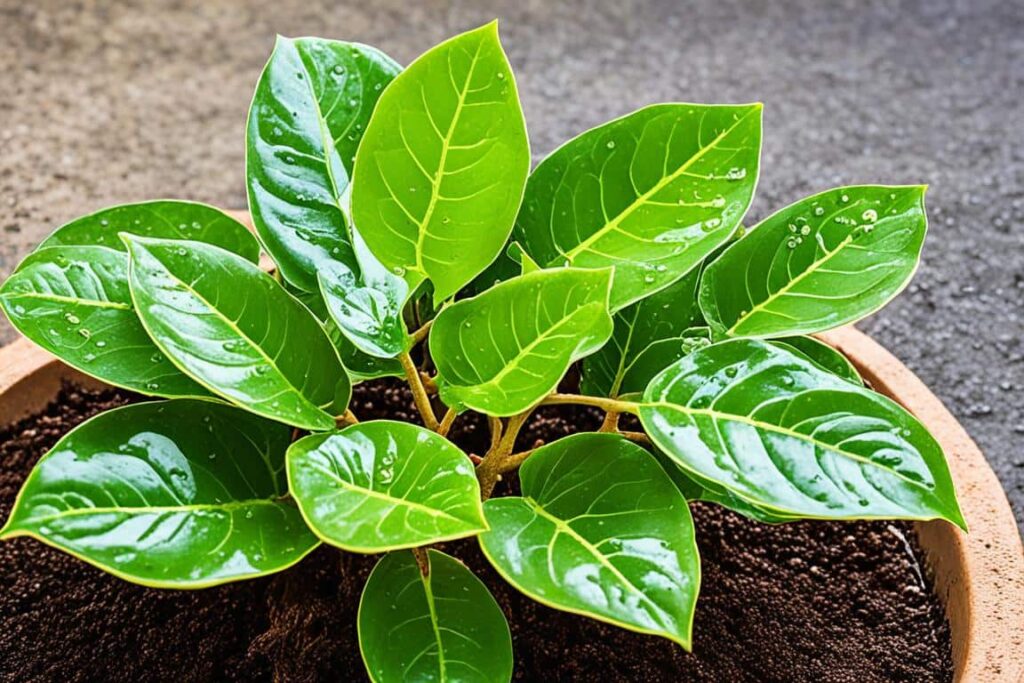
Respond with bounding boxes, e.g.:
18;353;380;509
487;417;503;452
398;351;439;430
500;449;534;473
599;410;620;432
412;547;430;576
437;407;457;437
477;410;532;499
540;393;639;414
411;320;433;344
420;372;438;394
335;409;359;429
618;430;652;447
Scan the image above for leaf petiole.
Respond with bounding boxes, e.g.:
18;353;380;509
399;352;439;430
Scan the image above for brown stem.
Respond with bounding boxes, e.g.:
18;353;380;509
477;410;532;499
410;320;433;344
599;410;620;432
412;547;430;576
399;351;439;430
500;449;534;473
437;408;457;437
335;409;359;429
618;430;652;446
420;372;438;395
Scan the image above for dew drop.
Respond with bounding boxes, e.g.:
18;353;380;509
64;313;80;325
840;194;850;203
332;64;346;75
861;209;878;222
814;206;825;216
95;340;107;348
606;140;616;149
800;225;811;236
725;167;747;180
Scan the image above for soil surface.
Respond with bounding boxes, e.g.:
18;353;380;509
0;0;1021;527
0;381;952;682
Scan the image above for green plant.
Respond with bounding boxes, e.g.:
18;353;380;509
0;20;964;680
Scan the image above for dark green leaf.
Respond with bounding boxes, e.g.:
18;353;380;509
773;335;862;384
38;200;260;263
638;339;965;527
124;236;350;430
318;231;410;358
515;103;761;310
580;268;704;397
699;185;928;338
287;421;486;552
0;400;319;587
479;433;700;648
247;37;400;290
431;268;613;416
0;246;207;398
352;21;530;302
359;549;513;683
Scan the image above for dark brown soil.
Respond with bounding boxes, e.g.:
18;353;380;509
0;381;953;683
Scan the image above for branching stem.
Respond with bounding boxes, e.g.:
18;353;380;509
411;320;433;345
477;409;532;499
399;351;439;430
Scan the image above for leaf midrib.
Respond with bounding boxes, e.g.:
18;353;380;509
640;400;933;492
306;461;476;526
525;497;673;631
559;107;757;263
10;498;286;529
0;291;132;311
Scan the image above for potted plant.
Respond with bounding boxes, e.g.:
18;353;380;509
1;21;1021;682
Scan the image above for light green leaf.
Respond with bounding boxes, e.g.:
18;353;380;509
479;433;699;648
580;268;704;397
318;231;410;358
287;421;486;552
247;36;400;291
430;268;613;416
773;335;862;385
0;400;319;587
287;282;404;381
351;21;530;302
124;236;350;430
0;246;207;398
699;185;928;338
359;549;513;683
38;200;261;263
515;103;761;310
638;339;965;527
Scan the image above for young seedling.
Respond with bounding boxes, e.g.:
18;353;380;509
0;21;964;682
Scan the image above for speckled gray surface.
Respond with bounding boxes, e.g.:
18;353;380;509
1;0;1021;525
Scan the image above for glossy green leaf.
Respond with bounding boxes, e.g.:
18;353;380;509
318;231;410;358
286;283;403;381
699;185;928;338
287;421;485;552
124;236;350;430
430;268;613;416
773;336;862;385
638;339;965;527
515;103;761;310
247;36;400;291
479;433;699;647
580;268;704;397
0;400;319;587
0;246;207;398
359;549;513;683
652;449;799;523
38;200;261;263
351;21;530;302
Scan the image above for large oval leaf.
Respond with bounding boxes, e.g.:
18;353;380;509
638;339;964;526
318;231;410;359
0;246;207;398
430;268;613;416
124;235;350;430
38;200;261;263
351;21;530;302
515;103;761;311
287;421;485;552
359;549;513;683
247;36;400;290
580;267;704;397
0;400;319;587
479;433;700;648
699;185;928;338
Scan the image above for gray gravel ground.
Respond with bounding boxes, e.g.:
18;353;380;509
1;0;1022;524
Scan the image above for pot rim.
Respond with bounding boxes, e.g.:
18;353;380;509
0;270;1020;681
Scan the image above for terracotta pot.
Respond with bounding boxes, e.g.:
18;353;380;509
1;215;1021;680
